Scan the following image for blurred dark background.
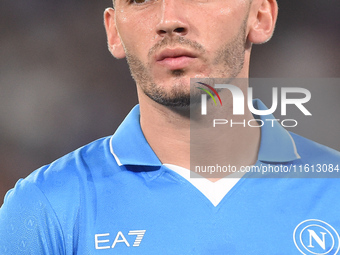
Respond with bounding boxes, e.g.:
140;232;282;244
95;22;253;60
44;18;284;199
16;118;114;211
1;0;339;201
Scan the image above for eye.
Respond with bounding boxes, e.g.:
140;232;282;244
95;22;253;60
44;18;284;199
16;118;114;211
128;0;151;5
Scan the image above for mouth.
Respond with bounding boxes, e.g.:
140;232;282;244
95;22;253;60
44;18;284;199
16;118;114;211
155;48;197;70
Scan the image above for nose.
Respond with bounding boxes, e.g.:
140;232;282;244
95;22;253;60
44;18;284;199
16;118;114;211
155;0;189;37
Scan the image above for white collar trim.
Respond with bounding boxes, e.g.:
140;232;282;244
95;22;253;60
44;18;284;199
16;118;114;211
163;164;245;207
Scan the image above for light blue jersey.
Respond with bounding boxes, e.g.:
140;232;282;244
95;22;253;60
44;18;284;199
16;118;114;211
1;101;340;254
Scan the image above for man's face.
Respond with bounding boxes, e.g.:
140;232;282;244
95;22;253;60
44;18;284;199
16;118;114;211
112;0;252;107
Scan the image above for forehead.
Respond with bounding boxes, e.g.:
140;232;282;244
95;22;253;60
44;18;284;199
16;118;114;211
113;0;252;6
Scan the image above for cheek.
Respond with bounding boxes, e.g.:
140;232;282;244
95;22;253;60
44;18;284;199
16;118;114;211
116;11;158;59
200;6;246;53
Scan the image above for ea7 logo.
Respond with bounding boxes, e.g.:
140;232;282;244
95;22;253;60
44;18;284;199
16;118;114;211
95;230;146;250
293;219;340;255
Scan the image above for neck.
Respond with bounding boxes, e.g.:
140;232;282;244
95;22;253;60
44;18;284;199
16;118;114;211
137;84;261;180
139;93;191;169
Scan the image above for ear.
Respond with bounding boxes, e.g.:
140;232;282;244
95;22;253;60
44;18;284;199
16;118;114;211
247;0;278;44
104;8;126;59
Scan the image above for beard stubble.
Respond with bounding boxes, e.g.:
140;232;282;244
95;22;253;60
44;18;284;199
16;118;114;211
125;18;248;108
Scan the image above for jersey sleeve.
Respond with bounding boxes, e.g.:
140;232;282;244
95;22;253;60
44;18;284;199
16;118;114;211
0;178;65;255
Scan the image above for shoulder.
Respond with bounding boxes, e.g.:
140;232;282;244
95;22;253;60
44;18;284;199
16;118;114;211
26;136;120;196
0;136;123;253
2;135;121;219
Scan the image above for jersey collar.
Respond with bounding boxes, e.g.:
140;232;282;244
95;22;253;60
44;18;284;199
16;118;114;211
110;105;161;167
110;100;300;167
254;99;301;163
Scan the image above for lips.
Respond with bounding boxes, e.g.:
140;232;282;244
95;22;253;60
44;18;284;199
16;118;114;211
155;48;197;70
